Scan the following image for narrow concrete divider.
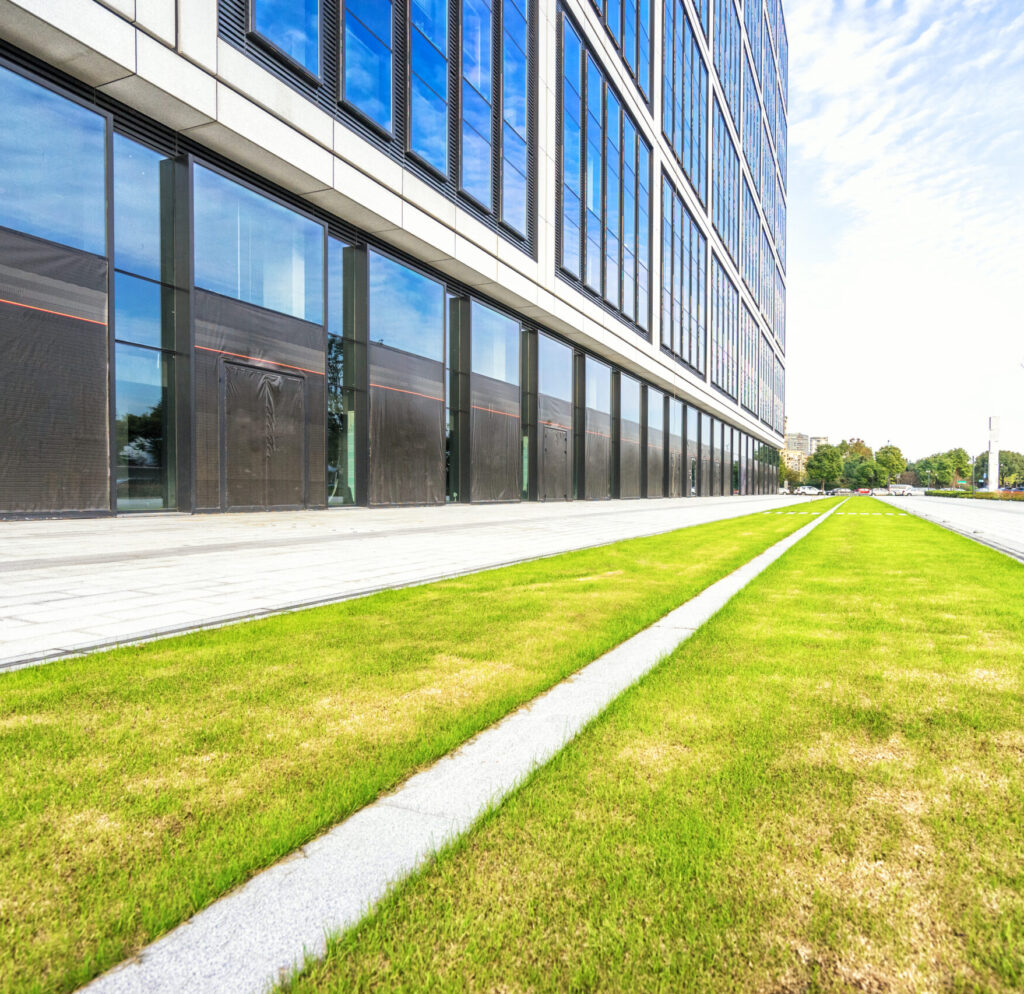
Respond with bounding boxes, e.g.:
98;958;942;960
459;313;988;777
80;499;846;994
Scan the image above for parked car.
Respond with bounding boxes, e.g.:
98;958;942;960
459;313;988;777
856;488;871;495
889;485;912;496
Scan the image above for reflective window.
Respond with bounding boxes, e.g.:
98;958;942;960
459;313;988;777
538;333;572;401
739;302;759;415
742;179;759;300
584;56;603;293
621;117;637;322
692;0;708;36
561;19;583;277
620;374;641;425
559;16;649;332
368;252;444;361
699;410;712;495
193;166;324;322
461;0;493;206
327;238;357;506
471;301;519;383
114;135;175;282
760;225;773;323
458;29;491;205
592;0;650;98
775;263;786;349
251;0;320;77
114;274;174;351
685;404;698;495
662;3;707;204
713;0;740;125
759;332;773;425
712;99;739;264
115;344;174;511
344;0;393;131
648;387;663;431
585;356;611;413
0;65;106;255
409;0;449;173
660;175;707;374
774;356;784;433
746;0;762;85
710;254;738;399
502;0;530;233
604;88;621;310
742;52;760;184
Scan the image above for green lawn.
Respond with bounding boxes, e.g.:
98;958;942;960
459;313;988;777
284;498;1024;994
0;501;836;994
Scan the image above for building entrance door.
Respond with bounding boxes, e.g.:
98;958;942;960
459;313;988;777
539;424;570;500
223;362;305;510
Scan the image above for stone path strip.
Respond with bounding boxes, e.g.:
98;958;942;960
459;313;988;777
78;499;845;994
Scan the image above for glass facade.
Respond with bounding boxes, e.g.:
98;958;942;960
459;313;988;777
739;302;759;416
409;0;449;173
193;166;324;322
713;0;741;125
0;65;106;255
0;2;788;517
712;99;739;264
461;0;493;205
663;2;707;203
560;16;651;333
502;0;530;233
113;135;178;511
660;175;707;374
710;255;738;400
742;179;759;300
590;0;651;98
343;0;393;131
251;0;319;76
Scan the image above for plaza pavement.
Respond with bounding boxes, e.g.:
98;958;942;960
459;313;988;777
0;495;811;671
877;494;1024;562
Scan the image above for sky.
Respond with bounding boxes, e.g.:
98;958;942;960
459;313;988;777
784;0;1024;462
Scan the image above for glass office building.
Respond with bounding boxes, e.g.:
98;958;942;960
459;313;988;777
0;0;784;514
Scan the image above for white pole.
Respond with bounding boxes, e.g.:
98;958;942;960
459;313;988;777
987;416;1000;492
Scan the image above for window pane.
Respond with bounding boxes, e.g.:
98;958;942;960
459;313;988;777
114;273;174;350
471;301;519;383
327;333;357;506
620;374;641;424
0;65;106;255
344;5;393;131
368;252;444;361
585;356;611;413
115;343;175;511
193;166;324;322
462;0;492;99
537;333;572;401
410;71;449;173
252;0;320;76
113;135;175;282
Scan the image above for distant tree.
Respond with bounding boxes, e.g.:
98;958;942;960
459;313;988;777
780;462;805;488
875;445;906;484
854;460;885;488
805;444;843;489
974;449;1024;489
948;447;971;487
841;437;874;461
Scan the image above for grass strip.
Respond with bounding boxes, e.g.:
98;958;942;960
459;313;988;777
285;497;1024;994
0;499;837;994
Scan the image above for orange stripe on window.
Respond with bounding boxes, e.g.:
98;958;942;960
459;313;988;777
369;382;445;403
585;429;612;439
539;419;572;431
471;404;520;418
0;297;106;326
195;345;324;376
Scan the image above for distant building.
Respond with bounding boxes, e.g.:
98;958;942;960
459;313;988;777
809;436;828;455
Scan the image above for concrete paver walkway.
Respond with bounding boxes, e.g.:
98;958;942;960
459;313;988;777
877;494;1024;562
77;500;843;994
0;496;808;670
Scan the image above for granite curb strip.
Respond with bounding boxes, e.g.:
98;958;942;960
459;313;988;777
78;499;845;994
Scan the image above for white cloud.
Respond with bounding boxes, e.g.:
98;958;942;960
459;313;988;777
784;0;1024;459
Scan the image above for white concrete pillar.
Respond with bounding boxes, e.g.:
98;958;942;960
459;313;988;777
987;416;1000;491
